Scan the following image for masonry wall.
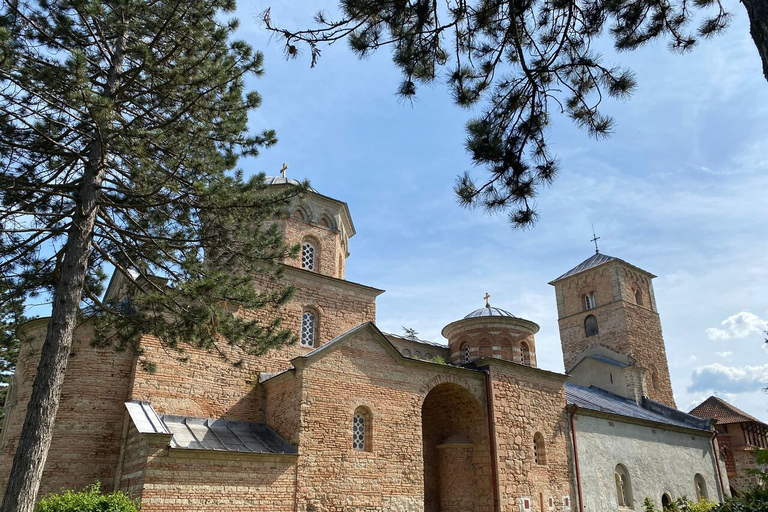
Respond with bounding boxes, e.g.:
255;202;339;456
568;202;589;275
488;362;573;512
125;434;297;512
290;328;491;512
129;269;378;421
573;413;725;512
729;448;765;495
0;321;134;497
264;372;301;445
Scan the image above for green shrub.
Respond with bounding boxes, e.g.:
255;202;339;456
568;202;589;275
709;486;768;512
35;483;140;512
643;496;717;512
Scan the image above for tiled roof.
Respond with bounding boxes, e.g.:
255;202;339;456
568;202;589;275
125;401;296;454
550;253;618;283
464;306;516;319
566;383;711;431
689;396;767;426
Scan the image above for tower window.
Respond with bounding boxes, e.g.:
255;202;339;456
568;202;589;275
301;241;315;271
585;293;596;310
584;315;599;337
353;407;372;452
301;311;316;347
462;343;470;363
521;342;532;366
615;464;633;509
634;289;644;306
533;433;546;465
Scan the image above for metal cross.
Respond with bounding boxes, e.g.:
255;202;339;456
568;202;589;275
484;292;491;307
280;163;288;178
590;224;600;254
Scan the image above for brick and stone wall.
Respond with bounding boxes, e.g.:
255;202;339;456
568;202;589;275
0;321;134;496
485;361;573;512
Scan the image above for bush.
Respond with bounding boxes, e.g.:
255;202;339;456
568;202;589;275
709;486;768;512
35;483;140;512
643;497;717;512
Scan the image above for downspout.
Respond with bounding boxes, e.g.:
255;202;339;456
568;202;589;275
568;405;585;512
711;431;726;501
483;368;501;512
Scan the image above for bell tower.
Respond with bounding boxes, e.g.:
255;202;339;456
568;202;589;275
549;252;676;407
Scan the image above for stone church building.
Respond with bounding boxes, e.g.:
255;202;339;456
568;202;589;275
0;178;729;511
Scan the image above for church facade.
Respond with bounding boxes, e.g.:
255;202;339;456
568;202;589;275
0;178;728;511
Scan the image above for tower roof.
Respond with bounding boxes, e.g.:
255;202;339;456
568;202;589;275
548;252;656;284
689;396;767;426
464;306;517;319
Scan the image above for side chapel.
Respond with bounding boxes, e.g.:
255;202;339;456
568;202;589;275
0;176;730;512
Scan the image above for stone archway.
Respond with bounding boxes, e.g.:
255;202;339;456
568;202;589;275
421;382;493;512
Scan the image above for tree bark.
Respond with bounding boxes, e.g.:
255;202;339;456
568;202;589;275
742;0;768;82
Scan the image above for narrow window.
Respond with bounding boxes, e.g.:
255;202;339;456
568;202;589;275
353;407;372;452
661;493;672;509
585;293;596;310
301;241;315;271
533;433;546;465
585;315;599;337
694;474;707;501
521;342;531;366
462;343;470;363
615;464;633;509
634;289;644;306
301;311;316;347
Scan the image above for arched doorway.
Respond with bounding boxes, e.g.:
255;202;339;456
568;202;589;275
421;382;493;512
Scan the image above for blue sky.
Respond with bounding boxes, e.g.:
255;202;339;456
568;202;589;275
231;1;768;420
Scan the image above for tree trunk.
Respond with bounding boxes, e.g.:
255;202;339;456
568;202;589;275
742;0;768;82
0;18;125;511
0;147;106;512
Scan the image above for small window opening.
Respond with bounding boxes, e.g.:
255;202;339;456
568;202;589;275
301;311;316;347
585;293;596;310
661;493;672;509
301;241;315;271
694;474;708;501
615;464;633;509
585;315;599;337
533;433;546;465
610;373;614;384
521;342;532;366
634;289;644;306
462;343;470;363
353;407;372;452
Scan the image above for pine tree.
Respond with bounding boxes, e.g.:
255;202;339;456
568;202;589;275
265;0;766;228
0;1;302;510
0;281;27;432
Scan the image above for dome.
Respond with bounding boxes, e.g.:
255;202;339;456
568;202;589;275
464;306;517;319
265;176;317;193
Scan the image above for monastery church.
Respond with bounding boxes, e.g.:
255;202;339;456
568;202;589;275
0;177;729;512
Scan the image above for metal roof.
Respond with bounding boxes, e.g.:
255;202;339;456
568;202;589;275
265;175;317;193
550;253;618;283
125;401;296;454
565;383;711;431
464;306;517;319
383;331;447;348
587;355;629;368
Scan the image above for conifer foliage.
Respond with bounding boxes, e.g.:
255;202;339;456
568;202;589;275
0;1;301;510
265;0;764;227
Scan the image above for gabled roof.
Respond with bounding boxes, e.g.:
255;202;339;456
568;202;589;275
587;355;629;368
549;252;656;284
689;396;767;426
566;383;711;432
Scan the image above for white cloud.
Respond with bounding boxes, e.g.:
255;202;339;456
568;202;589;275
688;363;768;394
705;311;768;341
715;351;733;358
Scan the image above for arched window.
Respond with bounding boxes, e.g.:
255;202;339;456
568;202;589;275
661;493;672;509
353;407;372;451
694;474;708;501
425;353;433;360
615;464;633;509
413;351;422;359
301;241;316;271
533;432;546;465
650;367;660;390
402;348;411;357
301;310;316;347
461;343;470;363
585;293;596;310
634;289;644;306
521;342;532;366
585;315;599;337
